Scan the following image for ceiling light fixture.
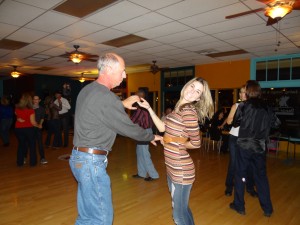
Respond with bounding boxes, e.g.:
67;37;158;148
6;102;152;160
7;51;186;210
150;60;160;74
265;4;293;19
79;77;85;83
70;53;83;64
11;71;20;78
79;72;86;83
11;66;20;78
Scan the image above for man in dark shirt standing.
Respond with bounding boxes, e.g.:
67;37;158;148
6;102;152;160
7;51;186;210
131;88;159;181
33;95;47;164
69;53;162;225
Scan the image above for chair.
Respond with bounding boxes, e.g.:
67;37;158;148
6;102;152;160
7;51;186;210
286;127;300;160
200;131;210;151
267;134;280;157
207;127;222;153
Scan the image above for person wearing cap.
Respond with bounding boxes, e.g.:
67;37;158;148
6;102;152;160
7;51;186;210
54;90;71;147
69;52;163;225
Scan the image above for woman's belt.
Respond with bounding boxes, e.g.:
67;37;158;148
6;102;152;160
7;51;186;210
163;134;188;144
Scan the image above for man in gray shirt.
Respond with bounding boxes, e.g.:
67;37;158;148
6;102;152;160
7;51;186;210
69;52;162;225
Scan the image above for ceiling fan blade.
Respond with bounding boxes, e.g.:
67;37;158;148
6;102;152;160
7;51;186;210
266;16;282;26
86;58;97;62
225;8;264;19
293;0;300;9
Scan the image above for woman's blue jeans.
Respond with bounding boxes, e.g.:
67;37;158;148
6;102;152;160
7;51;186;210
69;149;113;225
167;176;195;225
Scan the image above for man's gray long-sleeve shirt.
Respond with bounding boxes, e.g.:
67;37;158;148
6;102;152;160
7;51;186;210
73;81;154;151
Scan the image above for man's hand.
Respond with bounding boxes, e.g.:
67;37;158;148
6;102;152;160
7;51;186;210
150;135;163;146
17;118;25;123
122;95;140;110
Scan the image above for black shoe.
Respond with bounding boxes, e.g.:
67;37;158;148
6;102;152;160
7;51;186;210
225;190;232;196
264;211;272;217
144;177;157;181
132;174;144;179
229;203;246;215
247;189;258;198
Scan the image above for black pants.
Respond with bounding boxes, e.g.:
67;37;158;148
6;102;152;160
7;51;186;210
225;135;255;192
60;113;69;147
15;127;36;166
233;146;273;214
34;127;45;159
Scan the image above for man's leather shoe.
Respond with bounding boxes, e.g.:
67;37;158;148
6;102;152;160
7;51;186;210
144;177;157;181
132;174;144;179
229;203;246;215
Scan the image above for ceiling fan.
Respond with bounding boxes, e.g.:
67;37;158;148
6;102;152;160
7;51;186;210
226;0;300;26
11;65;21;78
60;45;99;64
150;60;169;74
71;72;96;83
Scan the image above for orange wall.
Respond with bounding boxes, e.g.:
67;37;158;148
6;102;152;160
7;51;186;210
195;59;251;89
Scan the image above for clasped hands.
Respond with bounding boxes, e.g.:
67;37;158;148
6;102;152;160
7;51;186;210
122;95;163;146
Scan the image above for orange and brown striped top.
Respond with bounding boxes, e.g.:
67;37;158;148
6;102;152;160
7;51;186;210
164;105;200;185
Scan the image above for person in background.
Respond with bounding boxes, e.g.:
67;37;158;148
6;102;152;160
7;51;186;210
0;95;14;147
45;95;62;148
161;107;172;122
69;52;162;225
224;85;257;197
62;83;71;104
33;95;47;164
15;93;41;167
138;77;214;225
230;80;280;217
131;88;159;181
54;90;71;147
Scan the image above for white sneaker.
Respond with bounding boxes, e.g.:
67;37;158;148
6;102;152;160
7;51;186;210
40;158;48;164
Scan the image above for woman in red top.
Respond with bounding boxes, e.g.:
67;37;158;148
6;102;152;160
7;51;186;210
15;93;40;166
139;78;214;225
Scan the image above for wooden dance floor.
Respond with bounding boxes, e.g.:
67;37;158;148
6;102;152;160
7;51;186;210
0;133;299;225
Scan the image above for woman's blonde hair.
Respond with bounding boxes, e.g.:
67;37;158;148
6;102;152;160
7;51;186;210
15;93;33;109
175;77;214;123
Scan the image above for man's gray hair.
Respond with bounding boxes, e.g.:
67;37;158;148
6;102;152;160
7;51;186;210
97;53;120;74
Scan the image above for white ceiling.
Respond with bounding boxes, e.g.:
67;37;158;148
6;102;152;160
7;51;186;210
0;0;299;79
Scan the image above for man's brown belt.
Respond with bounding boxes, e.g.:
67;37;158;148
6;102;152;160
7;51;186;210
74;146;107;155
163;134;188;144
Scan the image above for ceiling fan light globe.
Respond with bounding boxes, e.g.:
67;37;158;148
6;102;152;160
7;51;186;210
265;4;292;19
70;53;83;64
11;71;20;78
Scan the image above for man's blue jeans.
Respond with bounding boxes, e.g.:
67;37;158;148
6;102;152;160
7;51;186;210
167;176;195;225
136;128;159;178
69;149;113;225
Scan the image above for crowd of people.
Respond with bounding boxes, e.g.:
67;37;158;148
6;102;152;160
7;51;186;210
0;83;72;166
0;52;280;225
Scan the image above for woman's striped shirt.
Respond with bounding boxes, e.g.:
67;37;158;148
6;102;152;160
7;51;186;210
164;105;200;185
